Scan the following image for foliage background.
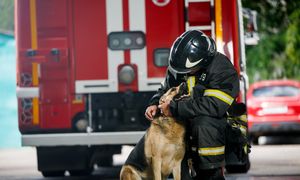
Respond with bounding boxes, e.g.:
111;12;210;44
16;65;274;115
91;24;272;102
0;0;14;34
0;0;299;83
242;0;300;83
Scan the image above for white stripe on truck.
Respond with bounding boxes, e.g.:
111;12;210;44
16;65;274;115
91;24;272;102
106;0;124;92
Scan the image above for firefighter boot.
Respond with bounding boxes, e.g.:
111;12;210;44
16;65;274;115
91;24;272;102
194;168;225;180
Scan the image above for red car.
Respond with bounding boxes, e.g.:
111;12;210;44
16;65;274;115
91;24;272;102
247;79;300;144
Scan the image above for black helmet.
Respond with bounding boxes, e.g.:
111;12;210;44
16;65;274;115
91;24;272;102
168;30;216;78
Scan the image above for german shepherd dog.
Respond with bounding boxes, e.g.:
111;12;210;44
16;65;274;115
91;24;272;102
120;83;188;180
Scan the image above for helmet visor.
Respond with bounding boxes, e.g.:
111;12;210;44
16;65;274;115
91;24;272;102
168;65;191;79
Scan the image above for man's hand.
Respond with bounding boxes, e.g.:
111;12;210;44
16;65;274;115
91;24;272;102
145;105;158;121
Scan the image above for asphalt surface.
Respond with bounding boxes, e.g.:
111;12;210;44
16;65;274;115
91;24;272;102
1;136;300;180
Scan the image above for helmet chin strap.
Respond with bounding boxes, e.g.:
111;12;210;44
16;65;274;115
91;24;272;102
189;66;201;75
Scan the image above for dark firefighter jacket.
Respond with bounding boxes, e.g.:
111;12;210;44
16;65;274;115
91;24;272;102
149;52;240;120
125;52;240;172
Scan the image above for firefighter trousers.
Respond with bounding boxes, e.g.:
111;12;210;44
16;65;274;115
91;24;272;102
181;116;227;179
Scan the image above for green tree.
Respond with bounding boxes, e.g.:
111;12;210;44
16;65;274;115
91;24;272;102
0;0;14;34
285;9;300;78
242;0;300;82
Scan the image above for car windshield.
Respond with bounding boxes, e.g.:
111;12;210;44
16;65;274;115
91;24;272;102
253;85;300;97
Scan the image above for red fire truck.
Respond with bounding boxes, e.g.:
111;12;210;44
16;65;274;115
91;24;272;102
16;0;251;177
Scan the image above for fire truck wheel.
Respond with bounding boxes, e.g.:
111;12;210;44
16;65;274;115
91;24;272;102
69;168;93;176
41;171;65;177
97;156;113;167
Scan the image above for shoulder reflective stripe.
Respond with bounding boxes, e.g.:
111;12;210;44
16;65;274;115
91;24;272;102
187;76;196;95
239;114;248;122
204;89;234;105
198;146;225;156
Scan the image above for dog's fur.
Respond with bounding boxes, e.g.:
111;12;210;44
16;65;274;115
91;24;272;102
120;85;187;180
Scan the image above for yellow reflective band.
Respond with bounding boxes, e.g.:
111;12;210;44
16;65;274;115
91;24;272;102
239;114;248;122
30;0;39;86
215;0;223;50
199;146;225;156
32;97;39;125
30;0;39;125
187;76;196;95
204;89;234;105
32;63;39;86
30;0;38;49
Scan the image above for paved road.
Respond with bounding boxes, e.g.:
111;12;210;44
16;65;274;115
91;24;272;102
1;136;300;180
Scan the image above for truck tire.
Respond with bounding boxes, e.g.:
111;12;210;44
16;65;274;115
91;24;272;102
41;171;65;177
69;168;93;176
97;156;113;167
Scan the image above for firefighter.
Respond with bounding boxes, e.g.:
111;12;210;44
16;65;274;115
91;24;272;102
145;30;240;180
